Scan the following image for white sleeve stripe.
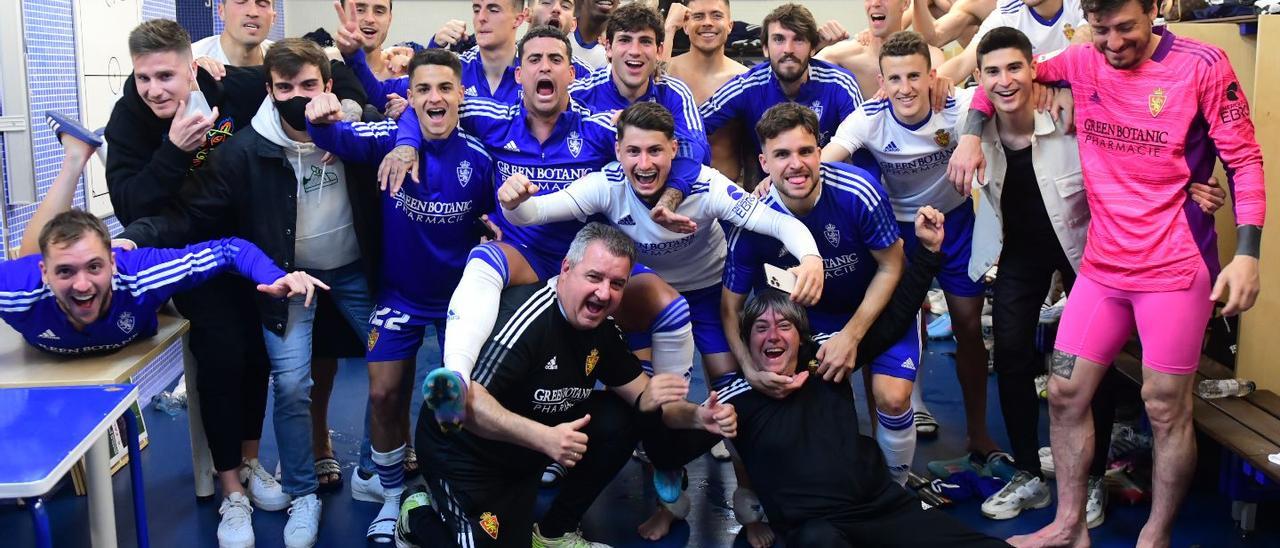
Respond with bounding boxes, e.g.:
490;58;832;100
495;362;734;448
474;285;556;385
822;165;883;208
117;246;219;281
717;378;753;402
701;70;771;114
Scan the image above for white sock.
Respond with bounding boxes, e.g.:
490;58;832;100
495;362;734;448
877;408;916;486
443;246;508;384
911;375;929;413
649;297;694;378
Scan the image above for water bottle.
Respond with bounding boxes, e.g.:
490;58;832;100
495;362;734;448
1196;379;1256;399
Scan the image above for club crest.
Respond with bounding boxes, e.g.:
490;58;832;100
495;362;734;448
116;311;135;334
824;223;841;247
585;348;600;376
1149;88;1166;117
479;512;499;539
367;327;379;351
810;100;824;119
567;131;583;158
1063;23;1075;41
457;160;473;187
934;129;951;148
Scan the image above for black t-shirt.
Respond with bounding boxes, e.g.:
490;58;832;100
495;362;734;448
429;280;642;471
999;144;1058;248
723;376;893;530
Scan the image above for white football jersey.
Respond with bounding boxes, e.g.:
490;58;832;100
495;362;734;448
509;163;818;291
830;87;974;221
973;0;1087;55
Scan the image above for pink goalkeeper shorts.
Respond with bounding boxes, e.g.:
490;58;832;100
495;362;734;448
1054;262;1212;375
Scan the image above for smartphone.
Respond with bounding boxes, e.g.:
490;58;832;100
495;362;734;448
476;218;498;241
764;263;797;294
184;90;214;119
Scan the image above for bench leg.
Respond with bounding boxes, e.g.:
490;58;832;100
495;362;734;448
85;434;118;548
124;409;150;548
27;497;51;548
182;337;216;499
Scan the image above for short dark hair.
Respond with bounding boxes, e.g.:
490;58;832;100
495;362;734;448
408;49;463;81
39;209;112;257
264;38;332;84
617;102;675;140
606;3;665;46
127;19;192;58
688;0;731;8
879;31;932;70
518;25;573;60
340;0;394;8
760;4;819;49
1081;0;1154;16
755;102;820;146
976;26;1034;68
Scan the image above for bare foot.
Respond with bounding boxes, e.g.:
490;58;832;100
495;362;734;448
1135;527;1170;548
1007;521;1089;548
745;521;775;548
637;505;677;541
58;132;97;163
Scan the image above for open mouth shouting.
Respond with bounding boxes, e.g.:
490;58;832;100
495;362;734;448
535;77;556;98
70;292;98;313
759;342;790;370
425;107;447;121
631;166;661;192
581;295;609;321
868;12;888;28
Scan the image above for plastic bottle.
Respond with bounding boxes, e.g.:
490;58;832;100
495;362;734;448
1196;379;1256;399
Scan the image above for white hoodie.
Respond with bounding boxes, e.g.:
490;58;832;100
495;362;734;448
252;97;361;270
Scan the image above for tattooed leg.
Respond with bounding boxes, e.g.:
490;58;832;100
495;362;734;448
1051;350;1078;379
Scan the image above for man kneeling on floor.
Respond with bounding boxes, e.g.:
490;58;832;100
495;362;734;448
401;222;738;548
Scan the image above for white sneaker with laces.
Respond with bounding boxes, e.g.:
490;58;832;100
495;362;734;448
980;471;1051;520
217;492;255;548
531;524;611;547
352;468;385;503
240;458;290;511
1086;476;1107;529
284;494;322;548
1039;446;1055;478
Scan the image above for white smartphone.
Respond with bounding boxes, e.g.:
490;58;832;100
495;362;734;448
764;263;797;294
184;90;213;119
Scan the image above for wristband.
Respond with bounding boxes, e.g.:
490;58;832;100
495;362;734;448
1236;225;1262;259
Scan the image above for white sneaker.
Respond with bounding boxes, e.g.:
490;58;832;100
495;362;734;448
1039;446;1055;478
240;459;290;511
1086;476;1107;529
283;494;322;548
531;524;611;547
981;471;1051;520
218;492;255;548
352;468;385;503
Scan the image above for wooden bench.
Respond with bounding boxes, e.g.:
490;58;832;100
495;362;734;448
1113;340;1280;533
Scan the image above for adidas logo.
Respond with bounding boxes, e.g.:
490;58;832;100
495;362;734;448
503;141;520;152
902;357;916;370
617;215;635;226
465;85;478;97
38;329;60;340
884;141;900;152
545;356;558;370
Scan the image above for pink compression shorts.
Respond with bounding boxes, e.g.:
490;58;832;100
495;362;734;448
1054;261;1212;375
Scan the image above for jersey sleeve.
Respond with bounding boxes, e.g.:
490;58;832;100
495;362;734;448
858;183;901;251
830;109;869;156
473;316;540;396
596;322;644;388
708;174;821;260
120;237;286;307
457;98;513;145
722;224;764;295
505;172;606;225
700;73;748;136
1198;51;1266;227
666;79;711;196
393;107;425;149
307;119;396;164
345;48;409;111
0;255;48;323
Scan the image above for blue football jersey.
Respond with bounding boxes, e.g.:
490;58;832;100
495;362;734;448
0;238;285;355
723;163;899;333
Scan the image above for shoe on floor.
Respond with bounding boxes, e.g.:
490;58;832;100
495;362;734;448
710;440;732;461
217;492;255;548
913;409;939;438
368;490;402;545
531;524;611;547
284;494;321;548
353;468;385;503
1035;374;1050;399
1038;446;1055;478
926;313;953;340
983;452;1019;481
240;458;290;511
393;485;433;548
1086;476;1107;529
981;471;1051;520
927;453;979;479
424;368;468;432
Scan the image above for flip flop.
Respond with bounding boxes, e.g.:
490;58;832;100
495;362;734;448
45;111;103;148
315;456;343;493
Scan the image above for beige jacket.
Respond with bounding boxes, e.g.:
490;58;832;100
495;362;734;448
966;109;1091;282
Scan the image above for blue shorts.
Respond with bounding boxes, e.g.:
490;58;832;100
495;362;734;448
812;311;922;382
683;285;731;355
365;304;446;363
898;198;985;298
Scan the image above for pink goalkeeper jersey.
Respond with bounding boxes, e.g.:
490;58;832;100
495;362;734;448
972;27;1265;291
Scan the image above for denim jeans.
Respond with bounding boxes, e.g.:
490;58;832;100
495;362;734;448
263;261;373;496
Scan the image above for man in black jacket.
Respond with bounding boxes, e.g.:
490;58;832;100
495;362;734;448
118;38;382;548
